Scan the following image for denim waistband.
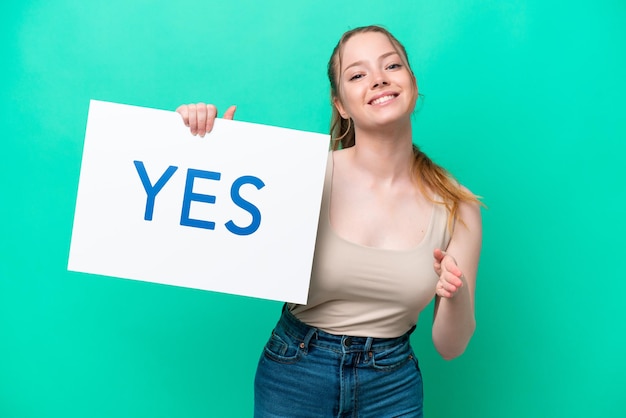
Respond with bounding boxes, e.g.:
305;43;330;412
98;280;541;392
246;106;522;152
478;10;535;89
279;304;415;353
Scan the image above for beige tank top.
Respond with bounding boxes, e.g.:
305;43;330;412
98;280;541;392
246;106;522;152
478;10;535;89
289;152;452;338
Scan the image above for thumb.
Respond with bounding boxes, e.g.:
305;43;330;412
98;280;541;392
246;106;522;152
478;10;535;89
223;105;237;120
175;105;189;126
433;248;445;263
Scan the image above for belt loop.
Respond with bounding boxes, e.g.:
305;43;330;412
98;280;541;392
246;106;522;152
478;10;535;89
364;337;374;353
301;327;317;353
363;337;374;363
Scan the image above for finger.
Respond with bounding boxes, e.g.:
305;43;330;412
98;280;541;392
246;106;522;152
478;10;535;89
441;269;464;289
440;276;457;292
438;278;460;297
433;248;445;263
433;260;442;276
196;103;207;137
436;285;453;299
433;249;443;275
205;104;218;133
176;105;190;127
188;103;198;135
223;105;237;120
443;255;462;277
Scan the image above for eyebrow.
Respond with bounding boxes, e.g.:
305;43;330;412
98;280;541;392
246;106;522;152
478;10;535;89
342;51;400;74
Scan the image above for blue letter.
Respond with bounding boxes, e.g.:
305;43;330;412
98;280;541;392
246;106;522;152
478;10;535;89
133;161;178;221
180;169;221;230
225;175;265;236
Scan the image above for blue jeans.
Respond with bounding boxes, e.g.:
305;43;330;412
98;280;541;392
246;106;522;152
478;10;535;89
254;306;423;417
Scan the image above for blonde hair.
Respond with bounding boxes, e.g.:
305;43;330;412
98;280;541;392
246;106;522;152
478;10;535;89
327;25;481;230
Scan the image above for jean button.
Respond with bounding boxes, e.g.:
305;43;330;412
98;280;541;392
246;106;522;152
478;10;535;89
344;337;352;347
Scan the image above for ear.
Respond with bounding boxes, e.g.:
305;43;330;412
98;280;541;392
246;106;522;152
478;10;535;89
333;96;349;119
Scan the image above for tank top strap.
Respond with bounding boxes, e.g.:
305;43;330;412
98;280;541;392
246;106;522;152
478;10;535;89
319;151;334;222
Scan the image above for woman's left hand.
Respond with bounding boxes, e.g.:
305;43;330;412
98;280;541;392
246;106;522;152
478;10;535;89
433;248;464;299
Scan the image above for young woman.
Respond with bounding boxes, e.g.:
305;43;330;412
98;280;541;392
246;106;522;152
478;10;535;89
177;25;482;418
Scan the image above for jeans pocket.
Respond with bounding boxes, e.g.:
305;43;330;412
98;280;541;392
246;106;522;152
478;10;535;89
371;340;413;372
263;331;302;364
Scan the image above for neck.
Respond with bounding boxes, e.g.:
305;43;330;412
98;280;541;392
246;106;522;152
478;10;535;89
350;118;414;183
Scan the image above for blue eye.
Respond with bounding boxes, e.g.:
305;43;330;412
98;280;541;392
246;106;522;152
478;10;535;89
387;63;402;70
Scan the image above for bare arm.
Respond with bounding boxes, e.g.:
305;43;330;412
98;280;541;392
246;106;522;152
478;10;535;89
431;195;482;360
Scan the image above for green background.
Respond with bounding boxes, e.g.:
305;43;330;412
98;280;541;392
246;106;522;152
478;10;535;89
2;0;625;417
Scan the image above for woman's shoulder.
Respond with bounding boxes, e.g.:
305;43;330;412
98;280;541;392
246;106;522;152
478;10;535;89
328;148;353;174
329;148;351;161
454;184;483;232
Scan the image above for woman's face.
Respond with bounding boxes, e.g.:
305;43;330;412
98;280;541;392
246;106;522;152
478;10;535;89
334;31;417;132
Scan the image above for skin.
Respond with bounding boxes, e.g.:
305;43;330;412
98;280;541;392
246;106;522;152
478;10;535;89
176;103;237;136
176;31;482;360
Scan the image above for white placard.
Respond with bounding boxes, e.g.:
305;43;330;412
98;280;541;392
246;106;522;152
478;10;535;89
68;100;329;304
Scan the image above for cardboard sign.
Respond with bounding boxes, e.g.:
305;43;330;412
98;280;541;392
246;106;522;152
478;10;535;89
68;100;329;304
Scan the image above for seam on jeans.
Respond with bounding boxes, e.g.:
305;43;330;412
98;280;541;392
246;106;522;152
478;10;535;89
338;351;346;418
301;327;317;354
370;340;413;372
354;352;360;416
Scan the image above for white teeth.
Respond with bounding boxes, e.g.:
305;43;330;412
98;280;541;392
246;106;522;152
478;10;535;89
370;95;396;105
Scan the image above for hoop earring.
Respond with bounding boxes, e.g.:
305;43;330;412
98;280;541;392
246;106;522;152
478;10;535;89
336;117;352;141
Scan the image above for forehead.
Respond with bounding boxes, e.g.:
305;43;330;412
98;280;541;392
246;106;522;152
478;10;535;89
340;32;398;64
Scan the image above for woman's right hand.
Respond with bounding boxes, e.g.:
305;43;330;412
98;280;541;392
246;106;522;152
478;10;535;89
176;103;237;137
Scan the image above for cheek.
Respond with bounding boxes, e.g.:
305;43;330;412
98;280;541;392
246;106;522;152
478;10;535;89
412;85;419;103
407;77;418;103
341;86;364;109
412;73;419;95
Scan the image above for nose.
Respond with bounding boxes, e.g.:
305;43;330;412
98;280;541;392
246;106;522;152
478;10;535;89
371;72;389;89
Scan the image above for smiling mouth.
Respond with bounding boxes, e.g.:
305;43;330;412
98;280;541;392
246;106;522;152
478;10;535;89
369;94;398;105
